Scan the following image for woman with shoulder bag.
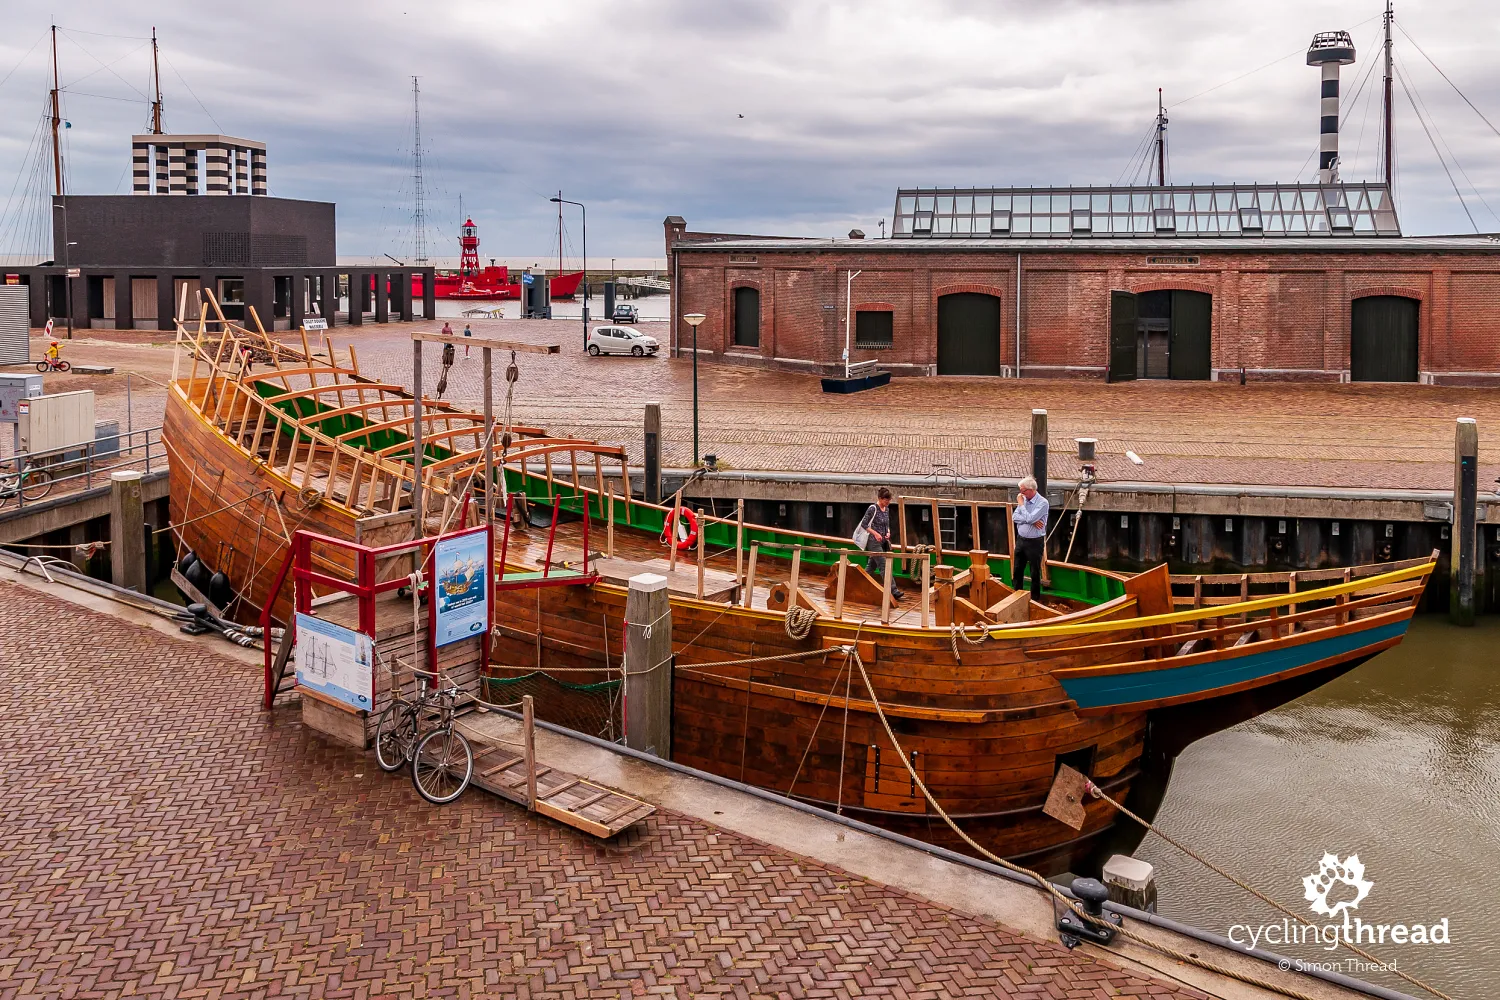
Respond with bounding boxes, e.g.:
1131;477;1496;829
854;487;904;600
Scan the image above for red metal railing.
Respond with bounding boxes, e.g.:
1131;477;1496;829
260;525;492;709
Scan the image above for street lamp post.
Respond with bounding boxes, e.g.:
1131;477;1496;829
53;202;73;339
683;313;706;467
549;196;586;350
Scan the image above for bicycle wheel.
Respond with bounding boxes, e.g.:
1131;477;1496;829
411;728;472;804
374;702;416;772
35;362;48;373
20;468;52;501
55;361;70;373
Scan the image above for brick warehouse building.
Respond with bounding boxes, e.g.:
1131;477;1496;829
666;182;1500;386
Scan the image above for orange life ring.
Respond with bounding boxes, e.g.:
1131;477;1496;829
661;506;699;551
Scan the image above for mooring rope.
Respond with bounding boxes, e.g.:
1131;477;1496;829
1083;778;1451;1000
836;646;1448;1000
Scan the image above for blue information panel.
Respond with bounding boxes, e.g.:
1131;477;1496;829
433;530;490;647
294;613;374;711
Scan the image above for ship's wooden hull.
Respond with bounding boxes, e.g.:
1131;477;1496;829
159;316;1435;875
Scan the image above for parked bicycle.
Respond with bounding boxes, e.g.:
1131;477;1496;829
410;674;473;804
0;462;53;505
373;658;434;772
35;358;70;373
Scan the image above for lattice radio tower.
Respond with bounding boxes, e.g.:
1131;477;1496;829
412;76;428;264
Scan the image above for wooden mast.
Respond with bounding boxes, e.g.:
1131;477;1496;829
149;27;164;134
1382;0;1394;190
49;25;63;196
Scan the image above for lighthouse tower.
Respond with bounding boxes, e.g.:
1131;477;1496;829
458;218;480;276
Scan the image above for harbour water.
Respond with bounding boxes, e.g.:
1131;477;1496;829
1136;616;1500;995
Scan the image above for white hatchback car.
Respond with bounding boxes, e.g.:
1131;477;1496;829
587;325;659;356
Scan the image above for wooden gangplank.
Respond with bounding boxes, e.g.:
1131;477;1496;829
459;708;654;838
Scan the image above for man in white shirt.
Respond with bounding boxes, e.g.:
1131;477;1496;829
1011;476;1049;600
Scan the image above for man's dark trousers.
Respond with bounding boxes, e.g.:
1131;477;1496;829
1012;536;1043;600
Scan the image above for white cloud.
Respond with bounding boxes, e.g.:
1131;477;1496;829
1;0;1497;260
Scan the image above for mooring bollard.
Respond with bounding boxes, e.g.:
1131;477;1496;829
1451;417;1480;625
625;572;672;758
1102;854;1158;913
109;470;146;593
1031;408;1049;497
644;402;662;505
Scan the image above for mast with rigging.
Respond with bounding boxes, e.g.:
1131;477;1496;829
412;76;427;265
1382;0;1394;189
149;27;164;134
49;25;64;196
1154;88;1168;186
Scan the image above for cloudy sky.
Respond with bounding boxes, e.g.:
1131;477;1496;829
1;0;1497;262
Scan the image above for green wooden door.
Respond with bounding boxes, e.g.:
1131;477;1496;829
1351;296;1419;382
936;293;1001;375
733;287;760;347
1169;290;1212;381
1108;290;1138;382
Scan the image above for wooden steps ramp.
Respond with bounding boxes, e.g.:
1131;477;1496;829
457;705;655;838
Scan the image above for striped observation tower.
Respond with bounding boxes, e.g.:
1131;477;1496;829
1307;31;1356;184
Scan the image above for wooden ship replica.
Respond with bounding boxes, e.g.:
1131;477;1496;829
163;298;1437;873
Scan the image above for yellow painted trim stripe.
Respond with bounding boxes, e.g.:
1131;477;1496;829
981;561;1434;641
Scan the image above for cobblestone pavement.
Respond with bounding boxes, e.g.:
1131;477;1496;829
330;319;1500;492
0;583;1207;999
34;322;1500;491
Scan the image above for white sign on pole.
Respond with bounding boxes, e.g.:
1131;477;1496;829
66;267;80;279
294;613;374;711
303;318;328;331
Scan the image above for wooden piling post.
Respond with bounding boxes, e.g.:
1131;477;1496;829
735;499;745;589
644;402;662;504
606;484;615;557
523;694;537;809
968;549;991;606
921;557;931;628
880;556;894;624
933;564;955;626
696;507;707;600
789;546;802;602
412;340;424;533
109;470;147;593
482;345;494;527
1031;408;1049;497
1452;417;1480;625
834;553;848;619
625;572;672;758
743;544;759;608
668;488;683;572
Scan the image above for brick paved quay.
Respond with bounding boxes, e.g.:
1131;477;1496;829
0;581;1219;1000
324;319;1500;493
28;323;1500;493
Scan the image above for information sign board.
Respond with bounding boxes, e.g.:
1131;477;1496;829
432;529;490;647
294;613;374;711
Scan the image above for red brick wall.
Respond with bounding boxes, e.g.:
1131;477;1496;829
670;241;1500;382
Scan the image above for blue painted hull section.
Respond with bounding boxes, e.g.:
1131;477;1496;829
1057;618;1410;711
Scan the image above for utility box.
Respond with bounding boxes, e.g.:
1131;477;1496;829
0;373;45;424
0;284;27;365
18;389;96;455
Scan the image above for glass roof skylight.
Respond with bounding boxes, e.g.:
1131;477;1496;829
890;184;1401;239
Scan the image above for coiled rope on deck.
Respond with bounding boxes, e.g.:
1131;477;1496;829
784;606;817;640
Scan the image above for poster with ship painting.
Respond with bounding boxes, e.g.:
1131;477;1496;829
294;613;373;711
433;529;489;647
